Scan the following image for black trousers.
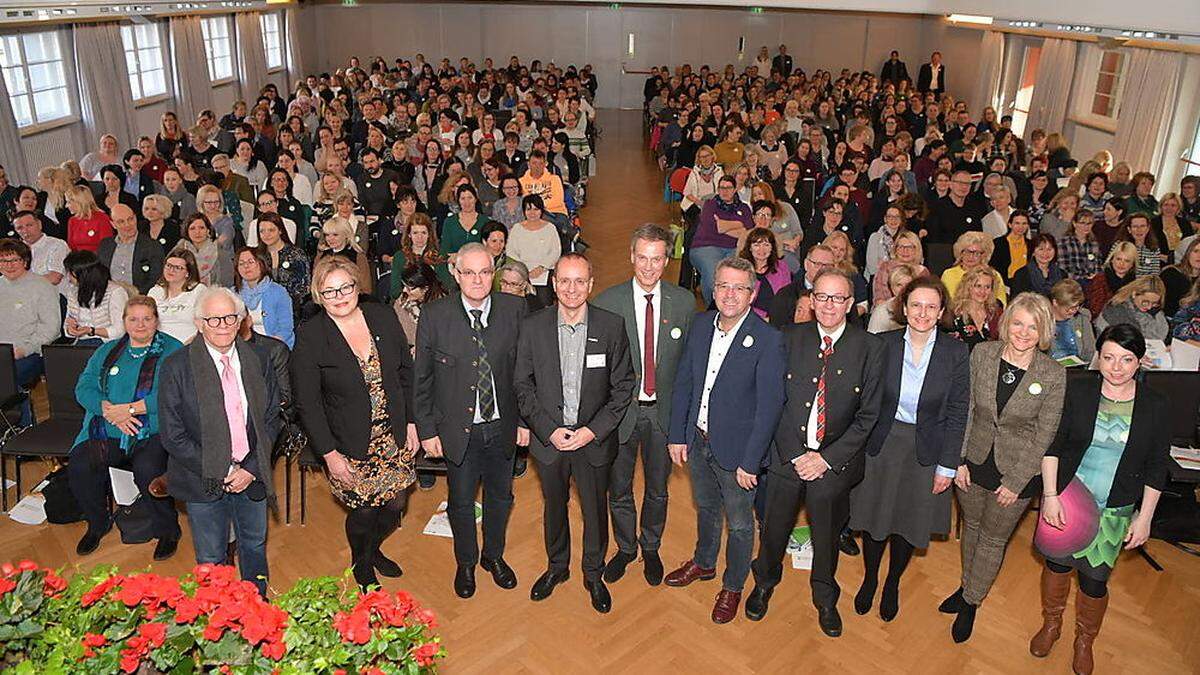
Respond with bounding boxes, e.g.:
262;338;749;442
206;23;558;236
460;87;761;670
67;436;180;539
536;449;610;582
445;419;515;566
608;403;671;554
752;464;857;608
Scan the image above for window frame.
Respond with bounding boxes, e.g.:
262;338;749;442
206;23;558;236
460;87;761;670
120;21;171;106
1071;47;1127;133
200;15;235;85
0;29;77;134
261;12;284;72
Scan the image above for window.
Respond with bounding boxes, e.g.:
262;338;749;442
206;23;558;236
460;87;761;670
0;31;72;128
261;13;283;71
1090;50;1124;118
120;23;167;101
1010;45;1041;137
1188;119;1200;174
200;16;234;82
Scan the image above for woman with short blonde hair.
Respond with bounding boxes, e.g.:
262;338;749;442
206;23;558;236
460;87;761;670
942;231;1006;304
316;215;372;294
66;184;114;253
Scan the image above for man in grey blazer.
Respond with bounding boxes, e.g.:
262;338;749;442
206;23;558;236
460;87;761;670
593;224;695;586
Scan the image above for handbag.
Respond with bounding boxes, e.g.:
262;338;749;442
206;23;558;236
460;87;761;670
42;467;83;524
115;497;156;544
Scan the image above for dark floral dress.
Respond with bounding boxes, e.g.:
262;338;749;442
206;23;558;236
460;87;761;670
331;343;415;507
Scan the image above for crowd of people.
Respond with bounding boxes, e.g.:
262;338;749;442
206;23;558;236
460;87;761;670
0;42;1192;675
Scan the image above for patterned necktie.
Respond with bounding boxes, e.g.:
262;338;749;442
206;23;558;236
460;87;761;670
470;309;497;420
220;354;250;462
815;335;834;445
643;293;656;397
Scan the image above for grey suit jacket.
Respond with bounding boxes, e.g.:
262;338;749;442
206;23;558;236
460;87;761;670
960;340;1066;494
592;278;695;444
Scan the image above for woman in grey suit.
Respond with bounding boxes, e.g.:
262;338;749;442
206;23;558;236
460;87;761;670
941;292;1066;643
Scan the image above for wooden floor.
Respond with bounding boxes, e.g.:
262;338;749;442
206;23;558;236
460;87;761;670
3;110;1199;674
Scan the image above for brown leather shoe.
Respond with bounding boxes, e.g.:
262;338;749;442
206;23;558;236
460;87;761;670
711;590;741;624
1030;565;1073;657
663;560;717;587
148;475;169;499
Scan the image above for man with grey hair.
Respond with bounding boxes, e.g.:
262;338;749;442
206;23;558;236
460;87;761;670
158;287;280;595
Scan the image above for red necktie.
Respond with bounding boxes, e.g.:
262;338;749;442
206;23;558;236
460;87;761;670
815;335;834;444
643;293;656;397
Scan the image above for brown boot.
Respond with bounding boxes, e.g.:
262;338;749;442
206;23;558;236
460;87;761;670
1030;565;1074;657
1072;591;1109;675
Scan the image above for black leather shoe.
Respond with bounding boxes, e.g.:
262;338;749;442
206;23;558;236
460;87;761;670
939;587;966;614
838;531;860;556
602;550;636;583
374;552;404;578
76;525;110;556
153;537;179;561
481;556;517;589
417;473;436;491
952;603;977;643
513;456;528;478
817;605;843;637
643;551;664;586
584;578;612;614
454;565;476;599
530;569;570;601
744;585;773;621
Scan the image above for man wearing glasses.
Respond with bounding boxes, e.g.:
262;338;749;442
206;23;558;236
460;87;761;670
413;244;529;599
746;268;883;638
159;287;281;596
665;256;786;624
0;237;61;426
927;168;987;244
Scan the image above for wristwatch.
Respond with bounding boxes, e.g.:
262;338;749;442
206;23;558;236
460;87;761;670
128;405;137;416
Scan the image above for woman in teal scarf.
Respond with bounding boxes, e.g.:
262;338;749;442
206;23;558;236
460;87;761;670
1032;323;1171;674
67;295;183;559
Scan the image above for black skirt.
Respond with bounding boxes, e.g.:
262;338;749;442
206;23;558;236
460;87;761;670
849;421;952;548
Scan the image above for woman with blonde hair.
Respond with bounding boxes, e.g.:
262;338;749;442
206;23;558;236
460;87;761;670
1152;192;1193;253
1094;275;1168;341
823;230;870;314
873;230;928;305
66;185;114;253
943;292;1065;643
1040;191;1079;242
941;231;1006;303
1086;241;1138;316
948;266;1004;349
141;194;181;252
1161;237;1200;317
867;263;918;334
316;215;373;294
1048;279;1096;363
36;166;72;228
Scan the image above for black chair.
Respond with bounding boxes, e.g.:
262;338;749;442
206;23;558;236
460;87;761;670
0;344;96;511
1142;371;1200;446
0;344;30;505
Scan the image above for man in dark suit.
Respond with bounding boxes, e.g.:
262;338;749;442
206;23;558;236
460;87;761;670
880;50;910;87
917;51;947;95
158;287;280;596
772;44;794;78
593;224;695;587
746;268;884;637
665;256;786;624
515;253;635;614
97;204;164;294
414;243;528;599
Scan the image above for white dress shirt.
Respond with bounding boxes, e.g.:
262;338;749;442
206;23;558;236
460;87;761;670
632;279;662;402
805;321;847;453
462;294;501;424
698;309;750;433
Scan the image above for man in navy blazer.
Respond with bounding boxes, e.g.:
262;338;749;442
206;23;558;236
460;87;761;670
664;256;786;624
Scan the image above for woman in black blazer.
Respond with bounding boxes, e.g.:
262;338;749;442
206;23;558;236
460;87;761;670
849;277;970;622
1030;324;1171;674
292;255;419;590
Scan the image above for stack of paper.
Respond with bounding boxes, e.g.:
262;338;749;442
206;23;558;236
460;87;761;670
789;525;813;570
423;500;483;538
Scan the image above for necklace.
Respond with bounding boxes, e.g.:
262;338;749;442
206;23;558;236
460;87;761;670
128;344;152;360
1000;361;1021;385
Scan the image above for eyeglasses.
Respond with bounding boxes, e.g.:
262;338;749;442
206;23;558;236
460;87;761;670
319;282;357;300
202;199;222;207
258;198;277;207
812;292;851;304
0;257;22;266
714;282;753;294
200;314;241;328
499;279;525;290
962;248;984;256
457;268;494;279
164;262;188;272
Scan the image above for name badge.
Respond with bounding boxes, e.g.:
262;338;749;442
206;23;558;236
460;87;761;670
586;353;606;368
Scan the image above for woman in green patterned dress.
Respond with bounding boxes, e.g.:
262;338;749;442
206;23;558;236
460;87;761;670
1032;323;1172;675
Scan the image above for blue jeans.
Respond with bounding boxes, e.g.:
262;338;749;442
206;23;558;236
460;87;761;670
14;354;43;427
689;246;733;307
688;433;757;592
187;491;269;595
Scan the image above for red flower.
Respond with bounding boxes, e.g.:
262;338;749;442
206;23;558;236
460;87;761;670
81;632;108;659
16;560;37;572
0;578;15;595
202;623;226;642
362;668;385;675
333;609;373;645
414;607;437;628
81;575;125;607
139;622;167;648
173;597;203;624
261;638;286;660
119;655;141;673
412;642;441;667
0;562;14;576
43;571;67;595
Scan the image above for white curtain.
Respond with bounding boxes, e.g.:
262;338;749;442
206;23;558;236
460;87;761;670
1024;38;1077;140
971;31;1004;116
0;64;31;183
236;12;268;102
284;7;305;92
1112;49;1184;174
73;21;137;151
169;15;213;127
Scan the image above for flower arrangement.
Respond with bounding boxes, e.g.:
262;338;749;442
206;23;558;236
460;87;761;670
0;561;444;674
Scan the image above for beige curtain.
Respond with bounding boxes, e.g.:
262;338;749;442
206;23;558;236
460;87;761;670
73;21;137;150
0;58;31;182
284;7;305;92
236;12;268;102
971;31;1005;116
169;15;213;126
1112;49;1184;174
1024;38;1077;140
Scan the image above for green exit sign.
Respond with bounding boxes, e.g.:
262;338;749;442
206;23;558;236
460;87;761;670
342;0;358;6
750;7;764;13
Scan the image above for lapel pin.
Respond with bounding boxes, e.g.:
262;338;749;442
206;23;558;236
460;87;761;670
743;334;754;348
670;327;682;339
1028;382;1042;395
